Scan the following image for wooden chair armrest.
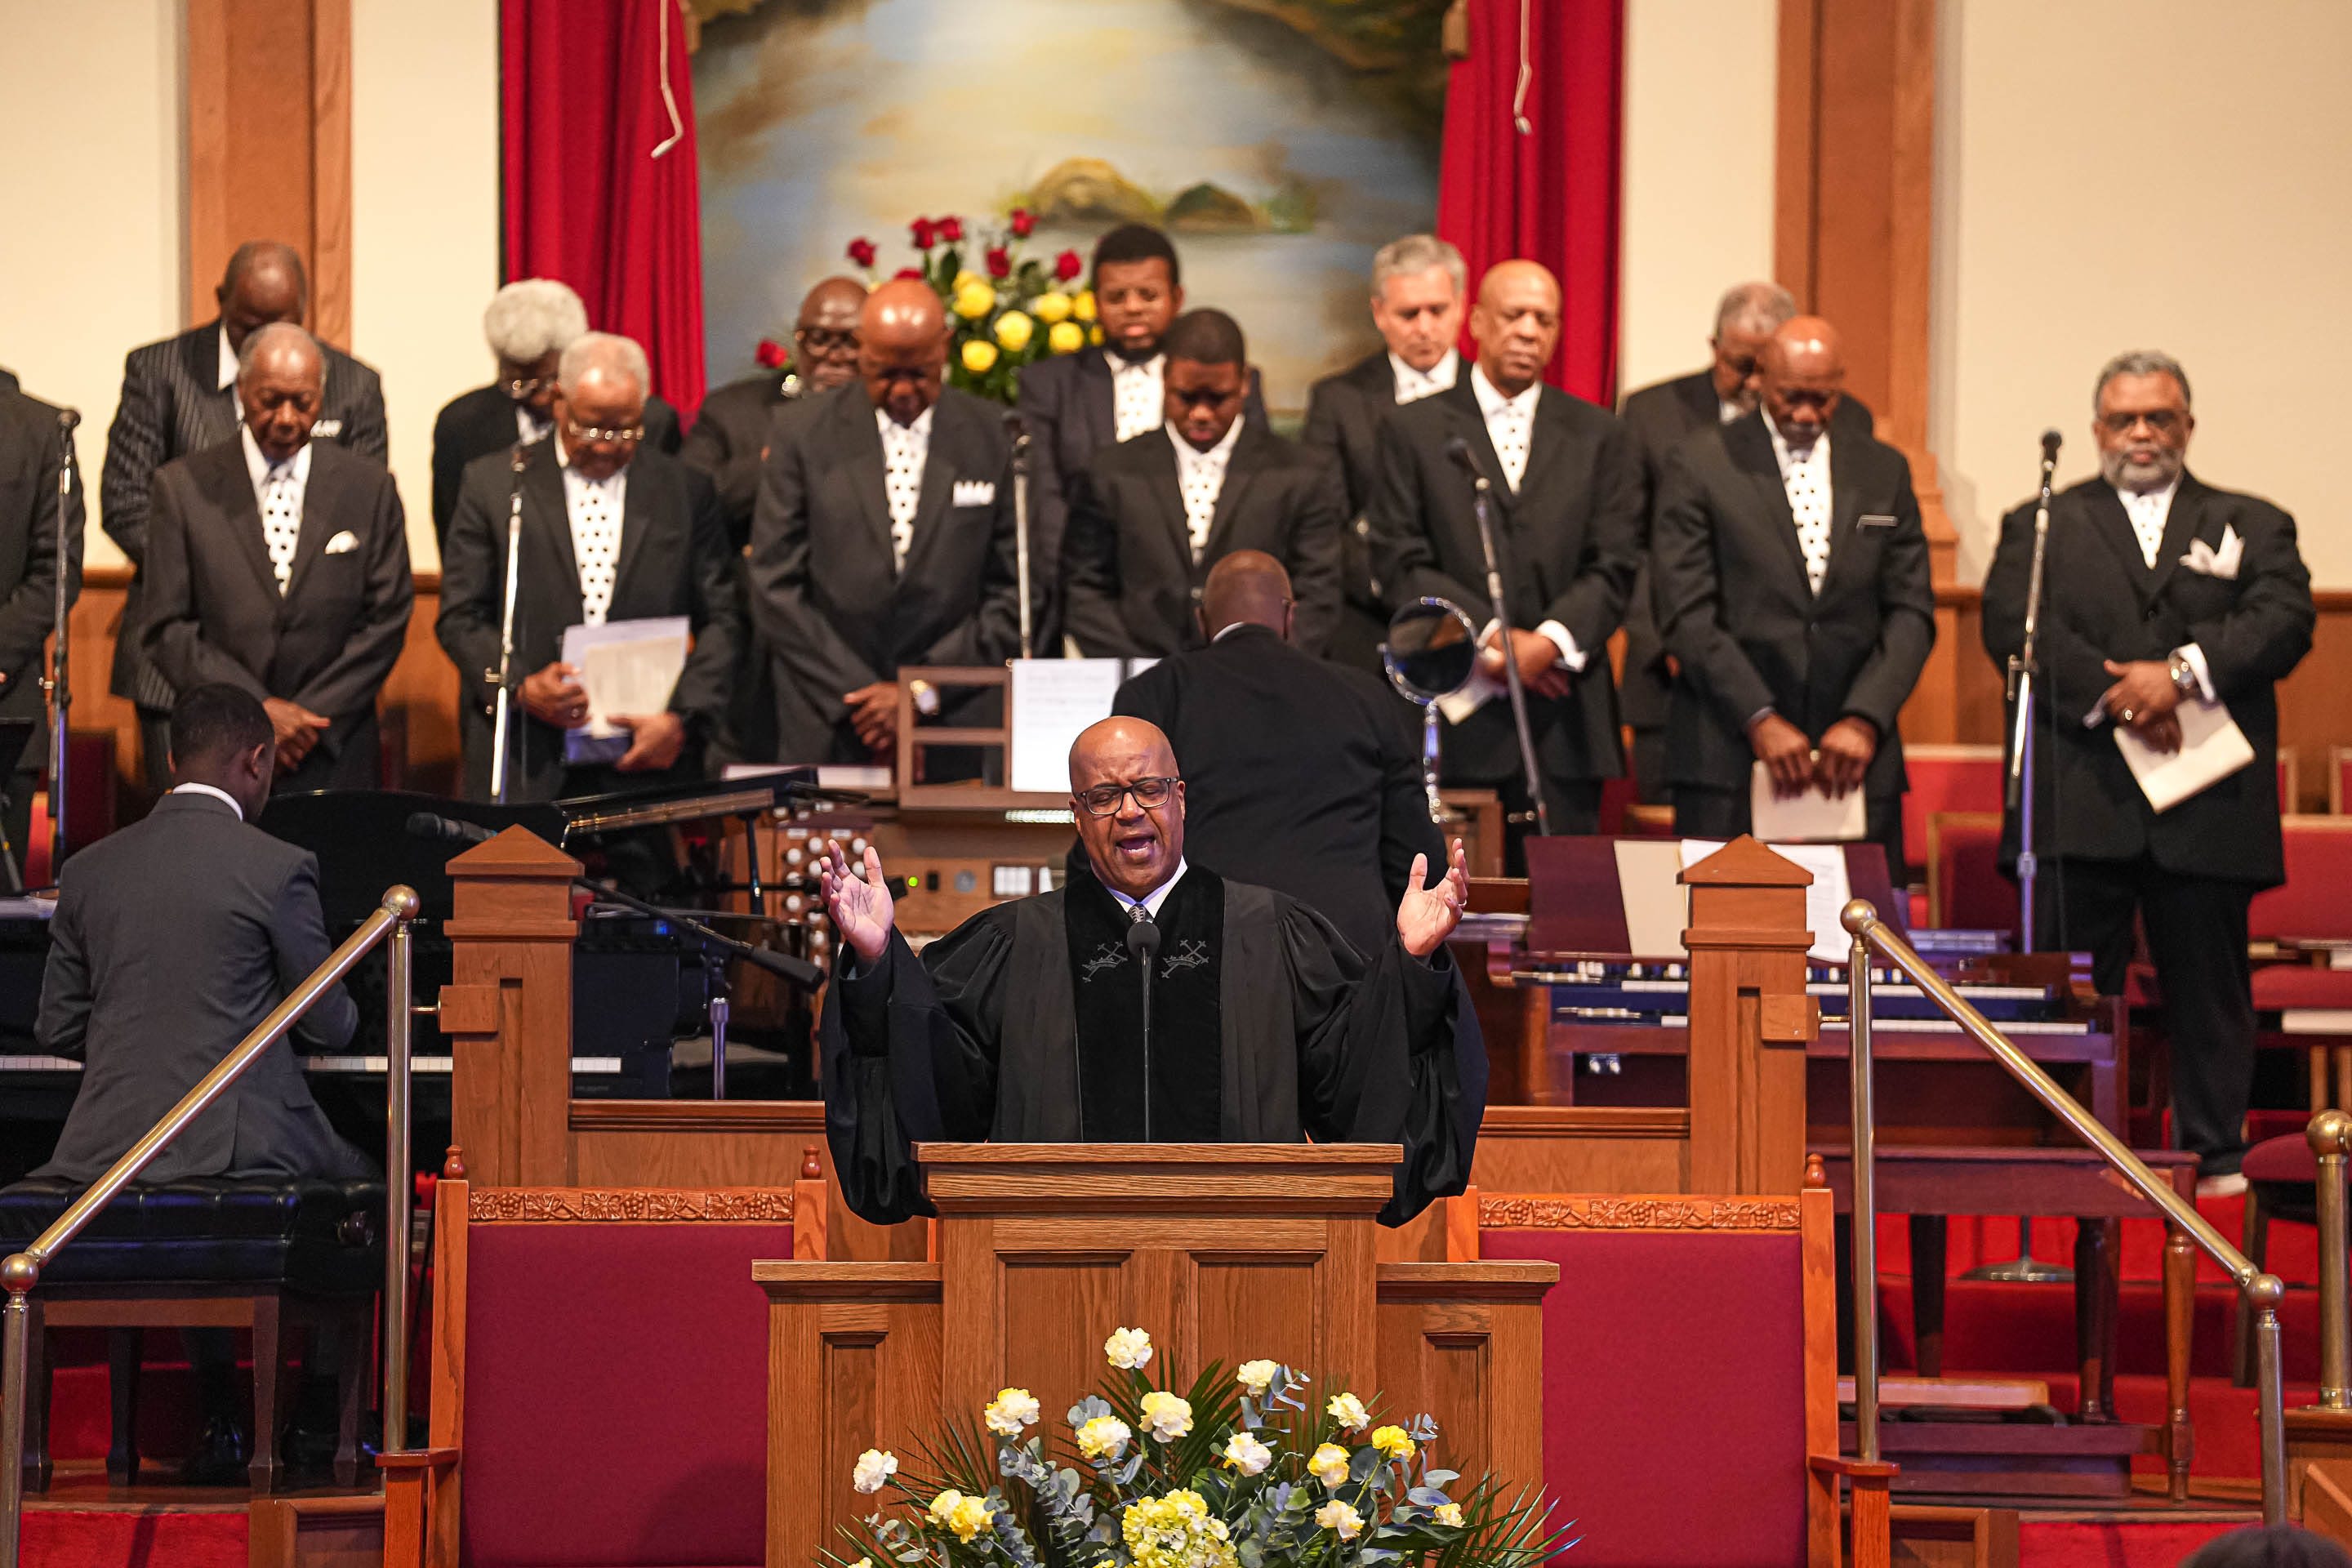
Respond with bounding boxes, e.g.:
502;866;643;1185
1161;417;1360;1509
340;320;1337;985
1808;1453;1900;1481
376;1446;461;1472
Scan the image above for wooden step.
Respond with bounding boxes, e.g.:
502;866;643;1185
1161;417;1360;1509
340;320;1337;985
1842;1374;2052;1410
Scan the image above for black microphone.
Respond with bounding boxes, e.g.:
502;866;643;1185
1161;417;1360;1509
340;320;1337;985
56;408;81;433
1443;434;1490;486
1125;906;1159;1139
405;810;495;846
2039;429;2062;464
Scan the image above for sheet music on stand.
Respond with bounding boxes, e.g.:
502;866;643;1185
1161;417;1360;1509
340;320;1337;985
1679;838;1854;964
1006;657;1156;795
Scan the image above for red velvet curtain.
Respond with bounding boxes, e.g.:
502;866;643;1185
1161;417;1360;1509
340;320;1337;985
501;0;707;412
1436;0;1625;403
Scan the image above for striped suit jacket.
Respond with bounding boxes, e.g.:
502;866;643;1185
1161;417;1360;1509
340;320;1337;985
99;321;386;704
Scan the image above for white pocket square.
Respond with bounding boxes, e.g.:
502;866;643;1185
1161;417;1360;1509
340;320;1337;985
2180;523;2243;580
323;530;359;555
310;418;342;439
951;479;996;508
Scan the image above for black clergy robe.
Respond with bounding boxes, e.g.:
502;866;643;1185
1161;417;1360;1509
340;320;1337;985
821;861;1486;1227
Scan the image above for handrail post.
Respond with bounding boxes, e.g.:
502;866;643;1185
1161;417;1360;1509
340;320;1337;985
2256;1272;2288;1525
1846;922;1881;1466
383;917;416;1456
2313;1110;2352;1412
1;1262;30;1568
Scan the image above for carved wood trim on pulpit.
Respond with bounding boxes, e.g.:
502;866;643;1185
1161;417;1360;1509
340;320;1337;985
1477;1194;1805;1232
469;1187;800;1223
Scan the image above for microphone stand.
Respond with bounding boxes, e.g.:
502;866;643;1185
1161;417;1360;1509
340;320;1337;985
1006;413;1035;660
1466;468;1550;837
2006;437;2060;948
1125;911;1160;1141
488;445;528;804
43;409;78;875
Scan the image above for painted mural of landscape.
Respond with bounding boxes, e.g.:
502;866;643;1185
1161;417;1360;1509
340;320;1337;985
691;0;1447;410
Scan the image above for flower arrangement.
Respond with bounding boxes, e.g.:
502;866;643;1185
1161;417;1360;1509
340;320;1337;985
835;1326;1575;1568
841;212;1100;403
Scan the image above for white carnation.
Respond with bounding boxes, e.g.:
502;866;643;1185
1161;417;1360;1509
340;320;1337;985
1236;1359;1280;1396
1221;1431;1274;1476
852;1448;898;1494
1105;1326;1155;1370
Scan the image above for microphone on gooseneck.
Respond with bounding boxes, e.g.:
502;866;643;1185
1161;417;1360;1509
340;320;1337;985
1443;434;1490;488
1125;903;1160;1140
1124;904;1160;963
2040;429;2063;467
404;810;496;846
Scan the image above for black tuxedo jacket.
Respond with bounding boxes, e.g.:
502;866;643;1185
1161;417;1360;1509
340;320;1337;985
1650;411;1933;799
1365;376;1644;783
749;384;1020;763
1062;423;1344;658
1617;372;1878;731
429;383;682;543
1111;622;1441;956
1016;347;1267;647
438;441;741;801
1981;471;2314;885
140;439;412;790
1301;350;1415;670
679;372;792;547
101;322;385;704
0;386;86;757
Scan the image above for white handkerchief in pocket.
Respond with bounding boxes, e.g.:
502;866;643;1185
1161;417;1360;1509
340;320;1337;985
323;530;359;555
2180;523;2243;580
951;479;996;508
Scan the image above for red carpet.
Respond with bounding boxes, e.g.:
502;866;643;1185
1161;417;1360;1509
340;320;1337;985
19;1510;246;1568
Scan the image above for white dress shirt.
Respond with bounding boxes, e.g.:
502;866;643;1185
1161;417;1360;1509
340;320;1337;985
1717;398;1745;425
555;435;627;626
516;405;554;446
876;405;933;572
1391;349;1459;405
1106;858;1188;921
1462;364;1585;679
1111;352;1165;443
1766;423;1834;595
217;324;240;392
2083;476;2214;724
241;425;312;595
1169;418;1244;562
170;782;245;821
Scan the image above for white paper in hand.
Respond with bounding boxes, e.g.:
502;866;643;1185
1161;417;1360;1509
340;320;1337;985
561;617;690;764
2114;697;2254;812
1749;760;1867;843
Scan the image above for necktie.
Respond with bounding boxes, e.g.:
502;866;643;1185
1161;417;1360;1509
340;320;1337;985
573;482;620;625
2124;492;2166;569
261;470;301;595
1178;456;1222;561
1488;403;1530;492
882;426;921;569
1785;445;1831;595
1114;361;1160;443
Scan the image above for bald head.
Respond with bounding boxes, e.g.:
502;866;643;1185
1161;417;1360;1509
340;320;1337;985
1469;260;1562;396
795;275;866;393
1199;550;1294;641
1069;717;1185;898
858;278;947;425
1759;315;1845;446
237;322;323;463
217;241;309;356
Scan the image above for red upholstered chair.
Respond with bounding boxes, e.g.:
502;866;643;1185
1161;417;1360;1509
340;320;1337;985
1466;1181;1889;1568
381;1149;829;1568
2249;818;2352;1111
1924;811;2011;937
1900;746;2004;890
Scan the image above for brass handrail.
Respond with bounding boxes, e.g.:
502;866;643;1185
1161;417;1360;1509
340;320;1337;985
2313;1111;2352;1411
1839;898;2289;1527
0;884;420;1568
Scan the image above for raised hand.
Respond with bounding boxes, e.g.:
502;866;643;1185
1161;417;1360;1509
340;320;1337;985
1395;837;1472;958
813;838;896;965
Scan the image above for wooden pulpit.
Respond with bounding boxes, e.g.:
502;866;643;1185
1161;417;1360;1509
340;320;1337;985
755;1144;1555;1568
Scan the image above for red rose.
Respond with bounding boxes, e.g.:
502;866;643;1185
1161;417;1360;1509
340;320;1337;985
755;338;788;369
847;236;877;269
938;216;964;243
985;245;1011;279
893;266;924;281
1054;248;1083;283
911;216;938;249
1009;207;1036;238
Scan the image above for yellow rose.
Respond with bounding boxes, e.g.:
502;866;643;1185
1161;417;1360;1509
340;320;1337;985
994;310;1034;353
962;338;1000;374
1089;324;1104;345
1033;291;1073;325
953;279;996;320
1048;320;1085;355
1370;1424;1414;1461
953;270;985;293
1072;289;1097;323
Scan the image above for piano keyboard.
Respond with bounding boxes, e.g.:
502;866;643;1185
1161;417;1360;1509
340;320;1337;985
0;1054;626;1075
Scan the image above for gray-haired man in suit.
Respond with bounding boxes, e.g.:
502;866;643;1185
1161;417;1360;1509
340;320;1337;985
102;241;388;792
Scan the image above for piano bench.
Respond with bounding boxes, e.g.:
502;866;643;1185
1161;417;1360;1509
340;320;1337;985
0;1176;385;1495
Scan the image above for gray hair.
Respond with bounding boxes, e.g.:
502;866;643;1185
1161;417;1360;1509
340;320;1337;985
557;331;652;399
2094;350;2191;412
1370;234;1468;299
235;320;323;386
1714;282;1797;339
483;278;590;364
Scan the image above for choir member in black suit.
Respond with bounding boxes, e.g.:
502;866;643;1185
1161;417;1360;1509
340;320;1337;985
429;278;683;542
1365;260;1643;863
683;276;866;546
140;324;412;795
749;278;1020;764
103;241;387;792
439;332;741;803
1113;550;1440;956
1062;310;1342;657
1983;351;2314;1190
0;376;85;865
1302;234;1468;673
1650;316;1933;878
1015;225;1264;648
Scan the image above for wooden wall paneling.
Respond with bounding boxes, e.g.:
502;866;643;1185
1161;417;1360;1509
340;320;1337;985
305;0;353;348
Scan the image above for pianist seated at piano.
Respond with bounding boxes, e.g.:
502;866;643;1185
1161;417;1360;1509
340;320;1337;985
438;330;742;803
813;715;1486;1228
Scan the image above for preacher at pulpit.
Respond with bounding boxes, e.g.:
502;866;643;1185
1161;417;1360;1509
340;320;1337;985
813;716;1486;1227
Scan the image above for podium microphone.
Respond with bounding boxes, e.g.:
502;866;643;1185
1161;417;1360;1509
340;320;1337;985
1443;434;1490;489
1444;433;1550;838
1125;906;1160;1141
2040;429;2062;466
1005;409;1035;659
